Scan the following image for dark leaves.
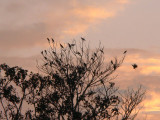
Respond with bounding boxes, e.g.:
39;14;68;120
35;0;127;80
0;38;144;120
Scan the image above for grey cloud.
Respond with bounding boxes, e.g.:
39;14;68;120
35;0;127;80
0;23;46;49
0;55;41;72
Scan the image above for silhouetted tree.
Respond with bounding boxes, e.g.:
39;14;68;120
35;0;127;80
35;38;145;120
0;38;145;120
0;64;42;119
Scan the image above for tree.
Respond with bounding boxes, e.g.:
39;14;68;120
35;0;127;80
0;38;145;120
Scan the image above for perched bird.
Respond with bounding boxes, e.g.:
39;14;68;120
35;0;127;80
60;44;64;48
113;64;117;70
100;49;104;54
111;60;117;70
132;64;138;69
44;50;47;54
47;38;50;43
111;60;113;64
52;51;56;55
123;50;127;54
109;82;115;87
44;56;47;60
44;63;48;66
94;53;97;57
68;43;71;49
52;38;54;43
91;57;94;61
71;44;75;46
76;52;81;56
81;37;85;41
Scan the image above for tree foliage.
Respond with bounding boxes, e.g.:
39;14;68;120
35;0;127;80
0;38;145;120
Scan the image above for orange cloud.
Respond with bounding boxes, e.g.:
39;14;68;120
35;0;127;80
116;0;129;4
115;50;160;119
143;91;160;112
100;49;160;119
62;7;114;35
0;0;132;54
63;23;88;35
141;66;160;75
119;52;160;75
49;0;131;36
73;7;115;20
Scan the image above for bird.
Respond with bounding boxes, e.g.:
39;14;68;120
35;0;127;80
94;53;97;57
123;50;127;54
71;44;75;46
47;38;50;43
44;63;48;66
100;49;104;54
83;63;87;67
113;64;117;70
109;82;115;87
60;44;64;48
76;52;81;56
68;43;71;49
91;57;94;61
81;37;85;41
44;50;47;54
132;64;138;69
111;60;113;64
52;38;54;43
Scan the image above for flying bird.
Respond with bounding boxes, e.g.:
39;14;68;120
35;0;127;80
132;64;138;69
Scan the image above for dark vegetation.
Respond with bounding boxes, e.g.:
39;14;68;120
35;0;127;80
0;38;145;120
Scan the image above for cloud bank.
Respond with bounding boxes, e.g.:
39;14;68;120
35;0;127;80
0;0;131;56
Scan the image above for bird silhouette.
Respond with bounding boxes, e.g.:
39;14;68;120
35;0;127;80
68;43;71;49
71;44;75;46
76;52;81;56
113;64;117;70
109;82;115;87
47;38;50;43
52;38;54;43
60;44;64;48
94;53;97;57
44;50;47;54
132;64;138;69
100;49;104;53
81;37;85;41
123;50;127;54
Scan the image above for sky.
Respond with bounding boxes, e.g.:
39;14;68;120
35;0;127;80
0;0;160;119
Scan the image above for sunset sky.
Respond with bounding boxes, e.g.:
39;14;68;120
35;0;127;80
0;0;160;119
